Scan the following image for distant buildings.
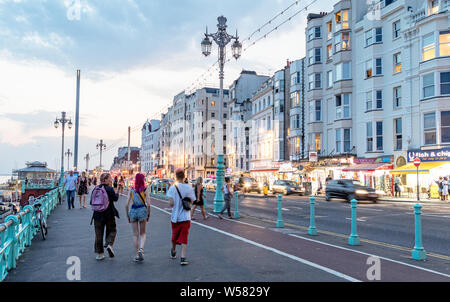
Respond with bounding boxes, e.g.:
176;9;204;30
111;147;140;172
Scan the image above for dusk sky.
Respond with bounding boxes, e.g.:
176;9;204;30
0;0;334;174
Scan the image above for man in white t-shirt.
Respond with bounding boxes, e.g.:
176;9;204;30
166;168;196;266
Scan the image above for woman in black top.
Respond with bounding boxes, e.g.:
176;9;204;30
113;176;119;192
92;173;120;261
190;177;208;220
77;171;89;209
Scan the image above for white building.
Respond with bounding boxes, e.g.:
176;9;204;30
141;119;160;174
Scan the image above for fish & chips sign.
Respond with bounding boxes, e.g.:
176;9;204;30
407;148;450;162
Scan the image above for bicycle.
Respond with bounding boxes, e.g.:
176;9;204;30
32;198;48;240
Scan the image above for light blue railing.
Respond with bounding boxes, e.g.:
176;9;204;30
0;186;64;281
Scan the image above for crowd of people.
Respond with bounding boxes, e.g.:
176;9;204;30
63;168;235;265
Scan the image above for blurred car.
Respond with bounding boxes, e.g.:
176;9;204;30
325;179;378;203
271;180;305;196
206;179;217;191
153;179;172;192
241;177;262;194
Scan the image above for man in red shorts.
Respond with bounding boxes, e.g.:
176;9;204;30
167;168;196;265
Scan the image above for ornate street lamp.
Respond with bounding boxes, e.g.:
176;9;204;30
54;112;72;185
201;16;242;212
96;140;106;172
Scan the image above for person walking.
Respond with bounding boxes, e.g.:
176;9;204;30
442;177;449;201
125;173;151;262
435;176;444;201
118;176;125;195
113;176;119;192
91;173;119;261
77;171;89;209
64;171;77;210
191;177;208;220
166;168;196;266
93;176;97;186
218;177;233;220
394;176;402;198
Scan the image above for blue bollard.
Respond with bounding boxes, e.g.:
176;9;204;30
159;184;163;199
234;191;240;219
308;196;318;236
276;194;284;228
203;187;207;209
348;199;360;246
412;204;427;260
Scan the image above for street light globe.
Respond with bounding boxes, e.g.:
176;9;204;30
231;39;242;60
54;120;59;129
201;36;212;57
68;120;73;129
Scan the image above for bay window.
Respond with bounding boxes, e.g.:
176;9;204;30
367;122;373;152
442;111;450;143
441;72;450;95
423;73;435;98
327;70;333;88
336;62;351;81
336;94;351;119
365;59;373;78
424;112;436;145
309;73;322;90
335;9;349;31
327;44;332;59
365;30;373;46
343;129;351;153
327;21;332;40
422;33;435;61
439;31;450;57
366;91;372;111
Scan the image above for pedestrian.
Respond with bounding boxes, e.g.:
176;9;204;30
326;175;332;184
88;176;92;187
64;171;77;210
125;173;151;262
218;177;233;219
394;176;402;198
113;176;119;192
91;173;119;261
191;177;208;220
93;176;97;186
77;171;89;209
435;176;444;200
118;176;125;195
184;178;189;184
443;177;449;201
166;168;196;266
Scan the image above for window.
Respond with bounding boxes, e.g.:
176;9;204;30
367;122;373;152
315;26;321;39
393;86;402;108
441;72;450;95
327;21;332;40
365;59;373;78
336;129;342;153
365;30;373;46
422;33;435;61
343;129;351;152
336;94;351;119
393;21;401;39
423;73;435;98
430;0;439;15
424;113;436;145
211;112;215;118
308;48;321;64
327;44;332;59
309;73;322;90
442;111;450;143
439;31;450;57
335;9;349;31
327;71;333;88
376;90;383;109
308;27;321;41
291;114;300;129
315;100;322;121
393;52;401;73
376;121;383;151
394;118;402;150
291;92;299;107
375;27;383;42
375;58;383;75
336;62;351;81
366;91;372;111
342;32;350;50
267;116;271;130
315;133;321;153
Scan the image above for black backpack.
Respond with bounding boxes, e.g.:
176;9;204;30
174;184;192;211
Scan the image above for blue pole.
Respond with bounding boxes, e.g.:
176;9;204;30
203;187;207;209
159;184;162;199
308;196;318;236
348;199;360;246
412;204;427;260
233;191;240;219
213;155;225;212
276;194;284;228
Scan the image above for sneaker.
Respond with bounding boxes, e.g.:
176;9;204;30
170;248;176;259
106;245;115;258
134;255;140;262
138;249;144;261
96;253;105;261
218;214;223;220
180;258;189;266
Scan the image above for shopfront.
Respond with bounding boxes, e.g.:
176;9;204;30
342;158;393;193
389;148;450;199
250;161;282;185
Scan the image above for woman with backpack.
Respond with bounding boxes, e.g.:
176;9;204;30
91;173;119;261
125;173;151;262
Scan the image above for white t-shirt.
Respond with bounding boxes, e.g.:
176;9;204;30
167;183;196;223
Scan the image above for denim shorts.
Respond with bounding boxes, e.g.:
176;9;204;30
129;205;148;222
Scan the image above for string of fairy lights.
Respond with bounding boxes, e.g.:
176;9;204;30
89;0;320;165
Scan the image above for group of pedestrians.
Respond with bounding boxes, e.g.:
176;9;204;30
435;176;450;201
63;171;92;210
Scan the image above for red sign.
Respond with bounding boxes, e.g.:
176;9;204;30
413;158;421;167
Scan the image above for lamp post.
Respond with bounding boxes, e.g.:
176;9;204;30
96;140;106;172
54;112;73;186
201;16;242;212
84;153;90;172
65;148;73;173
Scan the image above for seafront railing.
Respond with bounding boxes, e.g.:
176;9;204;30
0;186;64;282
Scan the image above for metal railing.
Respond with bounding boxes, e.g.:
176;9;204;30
0;186;64;281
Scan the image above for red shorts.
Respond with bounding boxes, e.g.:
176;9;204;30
171;221;191;245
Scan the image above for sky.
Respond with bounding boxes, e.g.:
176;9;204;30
0;0;334;174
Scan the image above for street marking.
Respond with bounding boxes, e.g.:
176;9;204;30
282;208;290;211
151;203;360;282
346;218;367;222
289;234;450;279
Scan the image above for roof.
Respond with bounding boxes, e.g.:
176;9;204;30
16;167;56;173
389;162;450;175
342;163;393;172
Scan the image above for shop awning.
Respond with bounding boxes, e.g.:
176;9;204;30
389;162;446;175
342;163;393;172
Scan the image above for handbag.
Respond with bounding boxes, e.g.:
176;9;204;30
175;184;192;211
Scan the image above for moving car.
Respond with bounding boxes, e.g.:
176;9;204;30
325;179;378;203
241;177;262;194
271;180;305;196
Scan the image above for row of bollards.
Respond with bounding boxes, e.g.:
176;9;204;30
275;195;427;261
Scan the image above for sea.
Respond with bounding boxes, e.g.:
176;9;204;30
0;174;16;185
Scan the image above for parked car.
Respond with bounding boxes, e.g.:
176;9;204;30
153;179;172;192
325;179;378;203
271;180;305;196
241;177;263;194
